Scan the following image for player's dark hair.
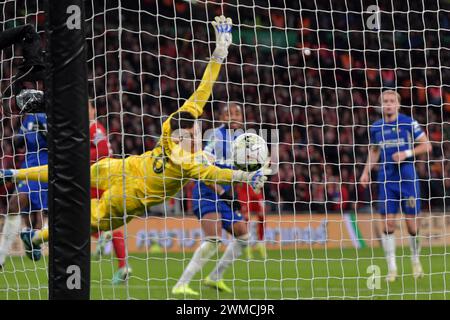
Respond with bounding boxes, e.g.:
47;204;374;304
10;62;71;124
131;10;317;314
170;111;197;131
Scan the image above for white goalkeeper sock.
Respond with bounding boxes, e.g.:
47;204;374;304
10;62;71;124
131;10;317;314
0;214;21;265
175;238;220;287
208;234;249;282
409;234;421;264
381;233;397;272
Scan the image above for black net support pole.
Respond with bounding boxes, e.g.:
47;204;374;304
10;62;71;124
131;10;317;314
46;0;90;300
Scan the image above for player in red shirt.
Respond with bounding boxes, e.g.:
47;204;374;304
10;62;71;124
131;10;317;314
89;102;131;284
236;182;266;258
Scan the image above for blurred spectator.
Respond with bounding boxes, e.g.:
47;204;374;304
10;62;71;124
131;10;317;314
326;179;350;213
1;0;448;215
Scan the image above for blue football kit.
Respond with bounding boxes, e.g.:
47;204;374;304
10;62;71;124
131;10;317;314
192;125;243;231
16;113;48;214
370;113;424;215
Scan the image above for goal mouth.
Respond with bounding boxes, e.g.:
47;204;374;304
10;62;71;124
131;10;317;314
0;0;448;301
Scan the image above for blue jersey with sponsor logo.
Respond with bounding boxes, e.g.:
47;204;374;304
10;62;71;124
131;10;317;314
17;113;48;168
370;113;424;182
194;125;242;199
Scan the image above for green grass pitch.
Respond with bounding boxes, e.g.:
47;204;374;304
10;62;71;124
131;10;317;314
1;247;449;300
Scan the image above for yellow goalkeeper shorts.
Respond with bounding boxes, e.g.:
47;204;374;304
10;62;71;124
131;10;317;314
90;158;144;232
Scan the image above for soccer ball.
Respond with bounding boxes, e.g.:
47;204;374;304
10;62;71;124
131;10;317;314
233;133;269;171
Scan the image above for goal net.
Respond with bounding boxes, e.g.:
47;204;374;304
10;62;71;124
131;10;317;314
0;0;48;299
1;0;449;300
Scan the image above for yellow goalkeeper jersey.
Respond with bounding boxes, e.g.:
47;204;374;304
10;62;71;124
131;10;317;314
96;60;234;211
15;59;237;231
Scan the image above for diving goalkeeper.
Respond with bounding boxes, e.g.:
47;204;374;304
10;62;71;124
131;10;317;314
0;16;271;261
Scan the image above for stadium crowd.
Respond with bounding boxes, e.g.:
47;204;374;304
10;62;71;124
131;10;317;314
1;0;449;215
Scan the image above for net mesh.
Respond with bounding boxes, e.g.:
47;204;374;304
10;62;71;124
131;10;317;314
0;0;449;300
0;0;48;299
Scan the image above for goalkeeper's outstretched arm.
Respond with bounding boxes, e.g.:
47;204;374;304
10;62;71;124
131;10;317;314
177;15;233;118
177;60;222;119
160;16;233;155
185;161;271;194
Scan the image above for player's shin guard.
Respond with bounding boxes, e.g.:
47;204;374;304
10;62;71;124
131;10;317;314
409;232;424;279
381;232;397;272
175;237;220;287
0;214;21;265
409;233;421;264
208;233;250;282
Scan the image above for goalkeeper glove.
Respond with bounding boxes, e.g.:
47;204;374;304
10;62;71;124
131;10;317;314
232;165;272;193
211;15;233;63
